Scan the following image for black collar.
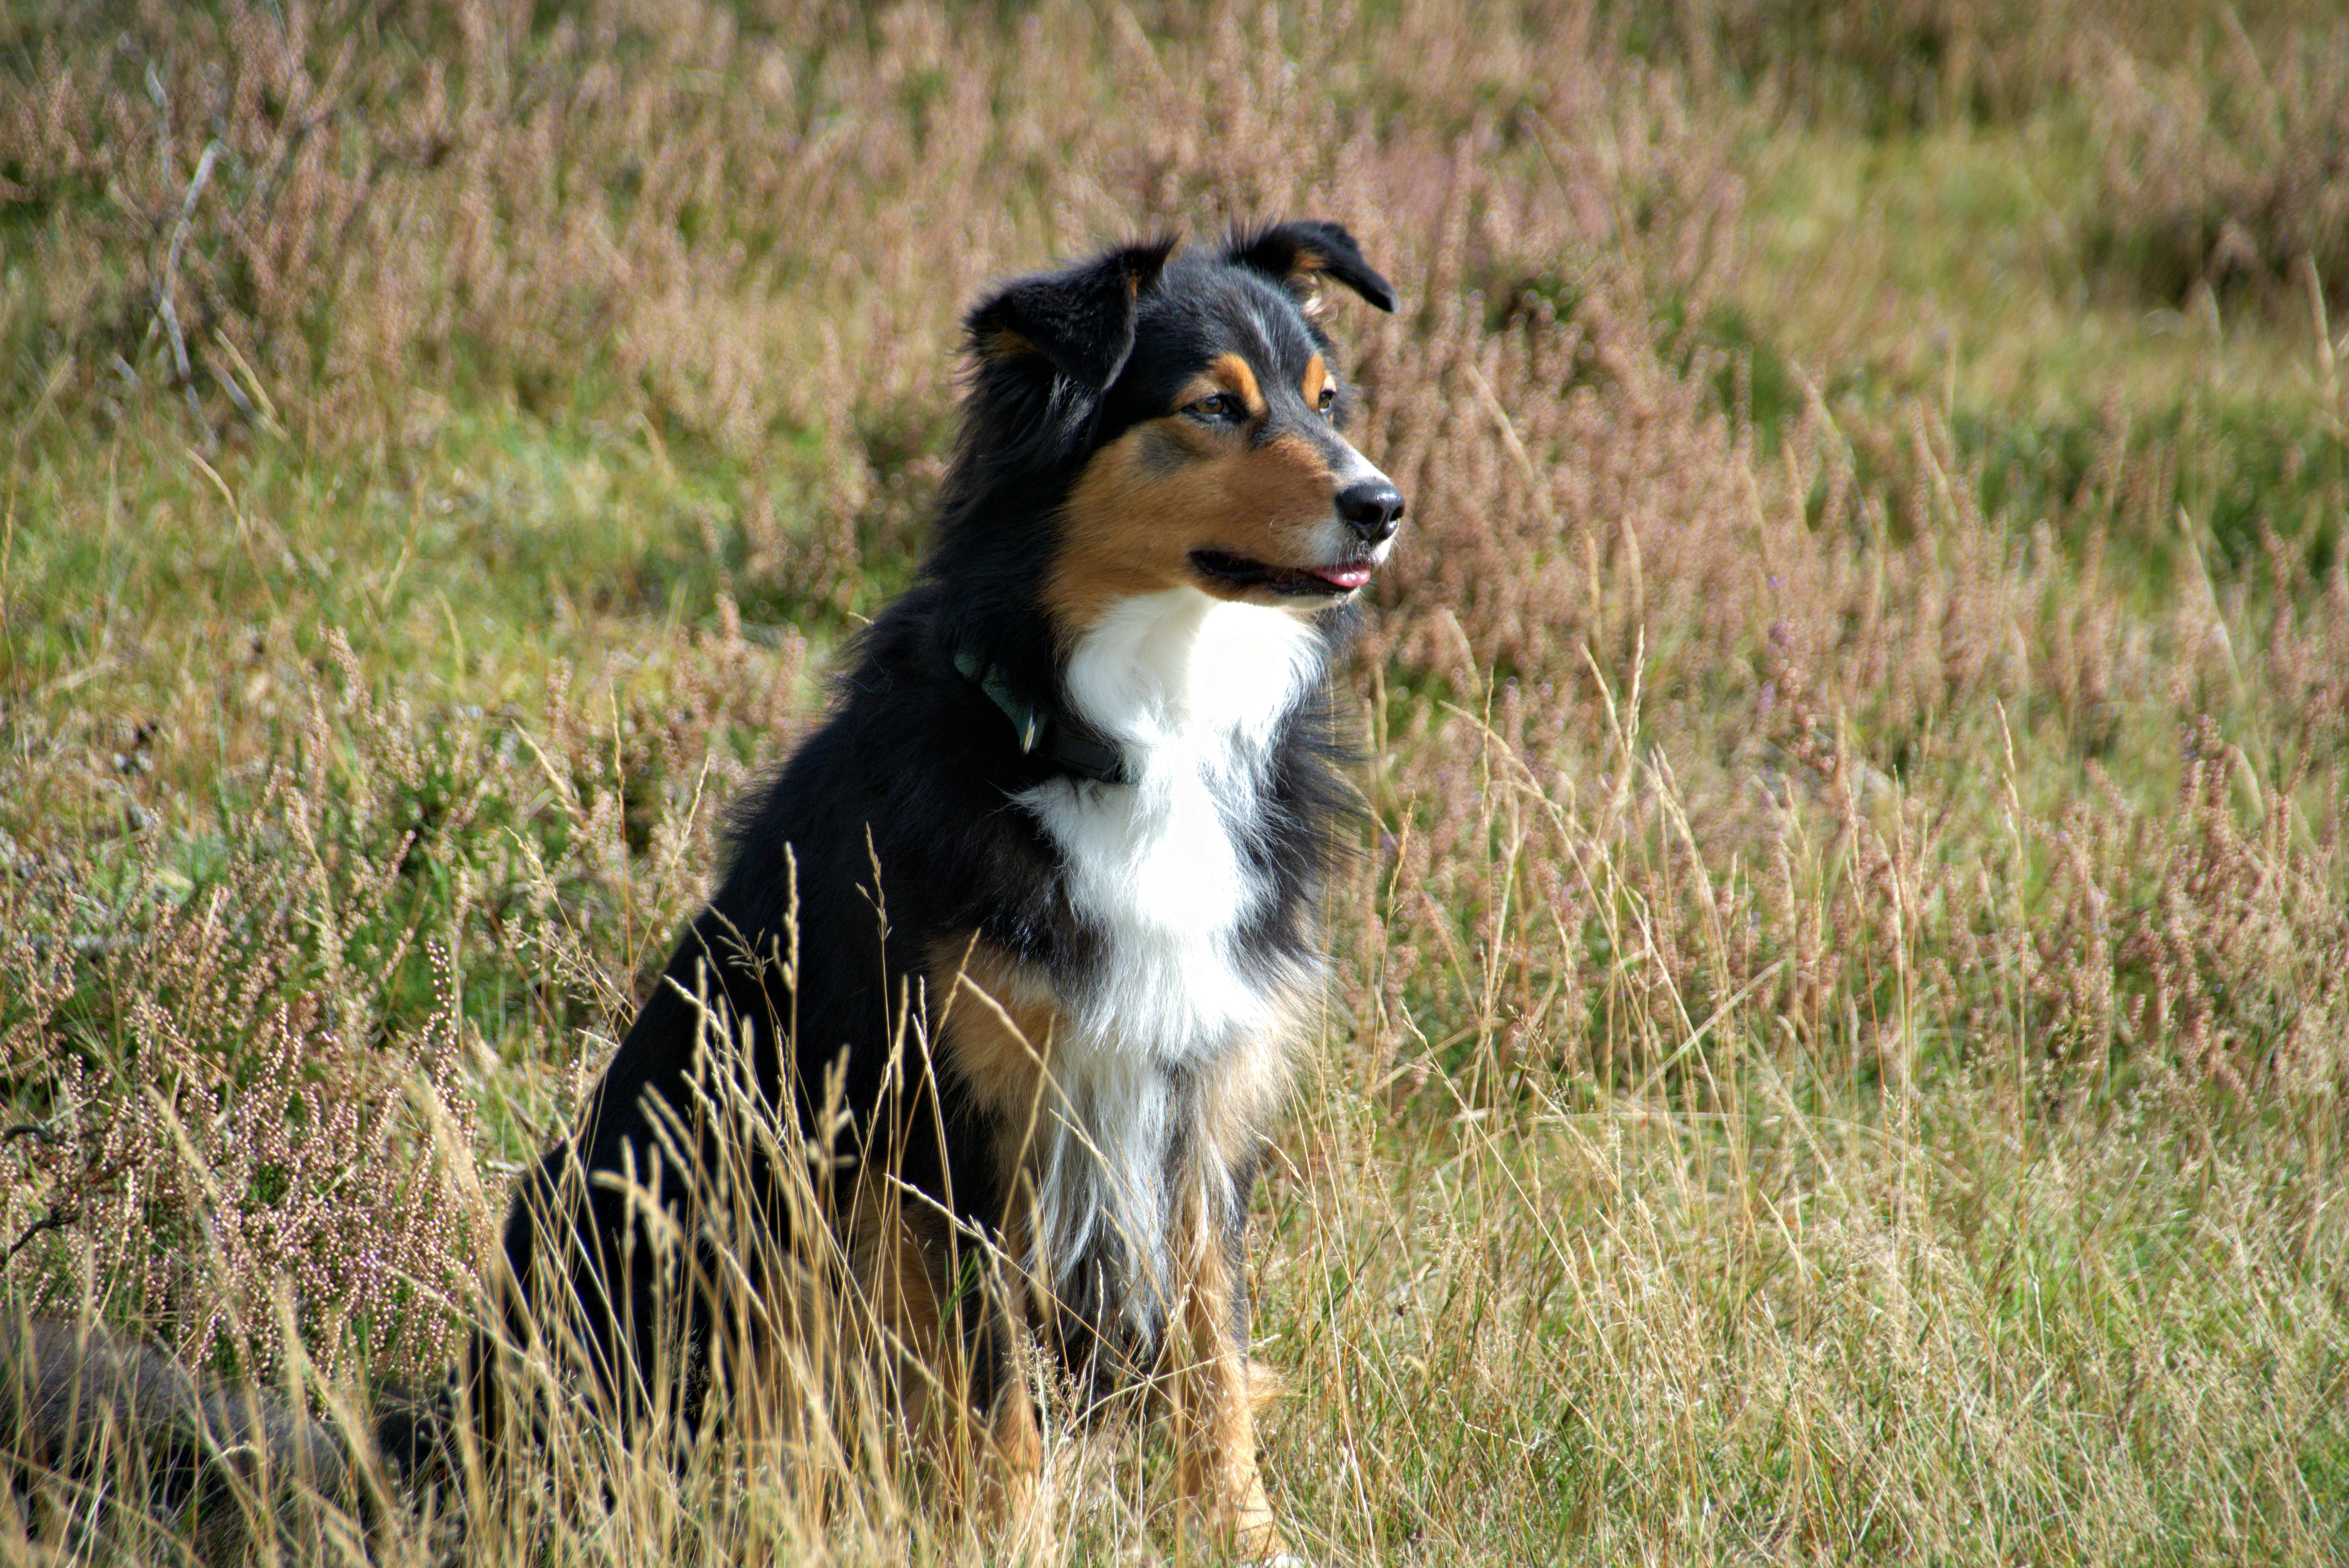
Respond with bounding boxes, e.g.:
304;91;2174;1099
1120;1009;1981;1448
952;644;1130;785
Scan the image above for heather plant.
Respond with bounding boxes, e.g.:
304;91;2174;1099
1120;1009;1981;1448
5;1;2348;1563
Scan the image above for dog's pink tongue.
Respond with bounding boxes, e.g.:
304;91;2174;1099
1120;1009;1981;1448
1315;563;1373;590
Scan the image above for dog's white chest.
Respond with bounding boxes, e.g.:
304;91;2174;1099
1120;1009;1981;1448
1017;589;1321;1064
1011;590;1322;1316
1026;763;1261;1077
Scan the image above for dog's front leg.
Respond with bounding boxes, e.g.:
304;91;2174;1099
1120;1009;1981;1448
1165;1186;1286;1563
975;1273;1045;1536
857;1209;1044;1539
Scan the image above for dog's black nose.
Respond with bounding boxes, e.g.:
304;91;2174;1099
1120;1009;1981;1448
1336;479;1405;543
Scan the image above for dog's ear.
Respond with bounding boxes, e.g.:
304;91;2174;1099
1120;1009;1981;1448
966;239;1177;391
1223;220;1397;313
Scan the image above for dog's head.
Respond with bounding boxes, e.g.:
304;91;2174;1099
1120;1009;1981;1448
954;222;1403;643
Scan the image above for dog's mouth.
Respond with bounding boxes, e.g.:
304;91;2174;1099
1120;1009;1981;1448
1189;549;1376;597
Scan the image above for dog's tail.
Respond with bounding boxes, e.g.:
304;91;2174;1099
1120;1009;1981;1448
1;1316;456;1555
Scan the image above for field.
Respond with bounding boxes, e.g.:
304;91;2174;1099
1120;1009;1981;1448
4;1;2348;1562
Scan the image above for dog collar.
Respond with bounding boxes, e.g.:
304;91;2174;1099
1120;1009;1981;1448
952;645;1130;785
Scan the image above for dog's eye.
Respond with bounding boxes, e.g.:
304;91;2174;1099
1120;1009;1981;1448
1185;392;1248;424
1316;383;1338;416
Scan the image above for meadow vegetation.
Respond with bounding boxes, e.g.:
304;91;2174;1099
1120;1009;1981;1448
3;1;2346;1561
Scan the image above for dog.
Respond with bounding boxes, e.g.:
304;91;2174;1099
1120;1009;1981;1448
3;221;1402;1561
488;219;1402;1557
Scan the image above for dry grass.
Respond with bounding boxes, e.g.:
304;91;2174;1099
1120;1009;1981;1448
4;1;2347;1563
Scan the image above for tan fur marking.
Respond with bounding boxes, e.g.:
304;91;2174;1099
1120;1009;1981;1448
1211;351;1263;415
1173;997;1311;1552
982;1318;1045;1531
932;937;1059;1121
979;325;1034;363
1046;421;1344;638
1300;353;1328;409
931;937;1062;1311
1164;1176;1284;1559
840;1156;948;1420
836;1081;1046;1532
1167;355;1264;419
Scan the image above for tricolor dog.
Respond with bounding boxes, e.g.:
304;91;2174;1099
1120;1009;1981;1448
492;220;1404;1558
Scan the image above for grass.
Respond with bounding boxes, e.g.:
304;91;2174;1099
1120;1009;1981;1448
4;0;2348;1563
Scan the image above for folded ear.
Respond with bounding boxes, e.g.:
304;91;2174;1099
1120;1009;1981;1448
965;239;1178;391
1223;220;1397;313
